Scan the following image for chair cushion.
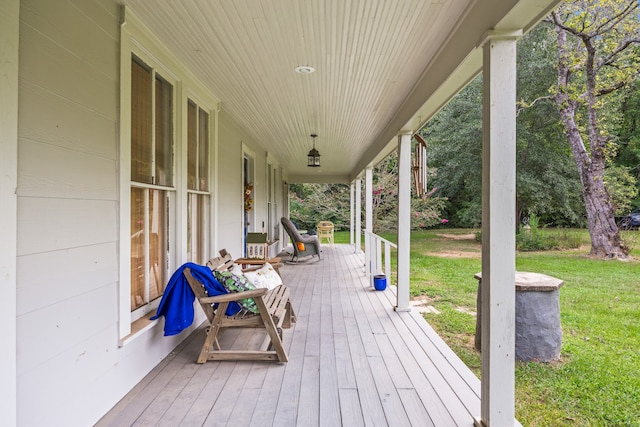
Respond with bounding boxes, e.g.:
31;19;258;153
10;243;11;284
212;270;259;314
243;262;283;290
229;263;245;276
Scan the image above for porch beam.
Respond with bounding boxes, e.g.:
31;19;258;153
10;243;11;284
475;29;521;427
0;0;19;424
365;167;373;281
396;133;412;312
355;178;362;253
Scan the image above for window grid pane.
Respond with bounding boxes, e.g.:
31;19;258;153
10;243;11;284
187;193;208;264
155;75;173;186
198;108;209;191
130;58;174;318
131;59;152;184
130;188;170;311
148;189;168;301
130;187;146;310
187;101;198;190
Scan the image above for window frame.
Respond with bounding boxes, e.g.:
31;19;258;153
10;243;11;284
266;154;280;244
119;8;220;343
186;97;213;264
126;54;178;325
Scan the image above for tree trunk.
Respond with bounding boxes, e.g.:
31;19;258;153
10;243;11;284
554;23;628;259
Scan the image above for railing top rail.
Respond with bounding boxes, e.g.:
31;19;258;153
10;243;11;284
364;230;398;249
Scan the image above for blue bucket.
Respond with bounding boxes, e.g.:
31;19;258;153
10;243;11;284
373;275;387;291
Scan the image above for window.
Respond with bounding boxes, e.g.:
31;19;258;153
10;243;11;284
130;56;174;320
120;9;221;340
187;100;210;264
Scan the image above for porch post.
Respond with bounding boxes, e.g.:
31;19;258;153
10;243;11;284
355;177;362;253
396;133;412;312
350;181;355;246
0;0;19;424
365;167;373;281
475;30;521;427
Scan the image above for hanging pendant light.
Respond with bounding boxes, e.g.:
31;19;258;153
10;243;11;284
307;133;321;167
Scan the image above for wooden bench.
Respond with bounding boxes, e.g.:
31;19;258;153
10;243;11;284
183;252;295;363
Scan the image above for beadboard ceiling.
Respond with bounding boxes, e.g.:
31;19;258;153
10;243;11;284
120;0;559;183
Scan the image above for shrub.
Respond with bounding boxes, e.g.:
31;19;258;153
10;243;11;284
516;214;584;251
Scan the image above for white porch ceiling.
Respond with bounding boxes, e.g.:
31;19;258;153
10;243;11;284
119;0;559;183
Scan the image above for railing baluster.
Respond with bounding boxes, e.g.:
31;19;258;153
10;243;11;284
364;231;397;286
375;238;382;274
384;241;391;285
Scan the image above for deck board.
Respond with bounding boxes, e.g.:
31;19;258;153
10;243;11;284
96;244;484;426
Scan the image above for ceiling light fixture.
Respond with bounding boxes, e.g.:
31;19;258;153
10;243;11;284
307;134;320;167
294;65;316;74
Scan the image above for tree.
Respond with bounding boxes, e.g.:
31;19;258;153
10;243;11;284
516;23;587;227
370;152;446;232
289;152;446;234
422;29;586;229
420;77;484;227
549;0;640;258
289;183;351;231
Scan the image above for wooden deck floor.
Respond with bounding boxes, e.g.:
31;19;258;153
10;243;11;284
97;244;482;426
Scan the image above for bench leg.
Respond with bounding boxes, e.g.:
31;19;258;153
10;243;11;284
197;303;227;364
256;299;288;362
282;300;297;328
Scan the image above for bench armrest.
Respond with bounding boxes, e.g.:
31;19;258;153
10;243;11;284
200;287;268;304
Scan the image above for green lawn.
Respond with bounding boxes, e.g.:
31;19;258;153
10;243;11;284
335;229;640;426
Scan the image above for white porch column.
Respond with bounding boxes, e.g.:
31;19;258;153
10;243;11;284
365;167;373;281
475;30;521;427
350;181;355;246
0;1;19;424
396;133;412;312
355;178;362;253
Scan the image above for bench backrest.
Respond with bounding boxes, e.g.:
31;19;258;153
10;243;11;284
207;253;235;272
183;267;216;323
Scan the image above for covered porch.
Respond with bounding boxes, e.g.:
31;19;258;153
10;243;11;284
1;1;564;424
97;244;485;426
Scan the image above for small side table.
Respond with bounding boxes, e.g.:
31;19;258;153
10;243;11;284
235;257;282;273
474;271;564;362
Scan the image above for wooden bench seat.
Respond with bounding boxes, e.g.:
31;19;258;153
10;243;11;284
183;252;295;363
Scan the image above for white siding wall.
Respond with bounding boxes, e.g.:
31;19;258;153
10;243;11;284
216;110;270;258
1;1;19;425
217;113;247;257
15;2;285;426
17;1;129;425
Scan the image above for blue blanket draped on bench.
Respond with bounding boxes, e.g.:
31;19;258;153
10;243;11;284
151;262;241;336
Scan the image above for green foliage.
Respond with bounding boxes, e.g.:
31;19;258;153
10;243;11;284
421;24;593;229
616;80;640;206
289;152;447;233
620;229;640;254
289;183;351;231
516;24;588;226
419;77;484;227
370;152;447;232
422;8;640;235
547;0;640;257
517;214;586;251
514;24;589;227
551;1;640;109
603;164;639;215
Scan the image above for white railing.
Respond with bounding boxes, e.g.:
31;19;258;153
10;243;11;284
365;231;397;286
